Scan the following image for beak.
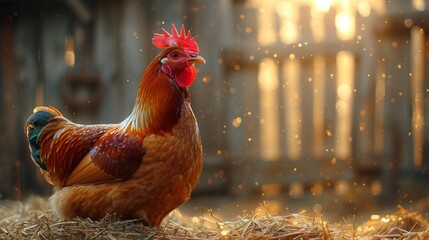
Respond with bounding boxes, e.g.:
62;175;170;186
188;55;206;64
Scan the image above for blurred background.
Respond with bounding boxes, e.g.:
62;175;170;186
1;0;429;222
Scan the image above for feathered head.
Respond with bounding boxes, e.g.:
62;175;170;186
152;24;199;55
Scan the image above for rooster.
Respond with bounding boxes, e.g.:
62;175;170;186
25;24;205;226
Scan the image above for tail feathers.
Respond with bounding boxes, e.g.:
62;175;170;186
25;106;62;170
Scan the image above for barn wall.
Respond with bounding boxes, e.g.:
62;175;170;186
0;0;428;201
0;0;227;199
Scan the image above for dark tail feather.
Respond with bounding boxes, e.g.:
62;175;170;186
25;106;62;170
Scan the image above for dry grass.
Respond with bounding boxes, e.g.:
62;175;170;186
357;208;429;239
0;196;428;239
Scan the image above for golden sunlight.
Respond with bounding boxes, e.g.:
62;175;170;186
335;51;355;159
410;27;425;167
413;0;426;11
312;56;326;157
311;7;326;42
370;0;386;15
251;0;388;43
357;1;371;17
283;58;302;160
255;0;276;46
64;35;75;68
313;0;332;12
277;0;299;44
374;60;386;155
335;1;355;41
259;58;280;160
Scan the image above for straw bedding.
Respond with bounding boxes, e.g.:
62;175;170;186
0;196;428;239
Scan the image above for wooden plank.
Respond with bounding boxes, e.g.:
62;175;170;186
182;0;231;195
152;0;183;26
93;1;123;123
298;60;314;159
229;158;353;196
186;0;227;154
0;19;13;199
194;155;228;195
13;14;51;196
223;41;361;69
40;11;71;110
373;8;429;36
226;70;250;158
351;15;377;168
120;0;149;116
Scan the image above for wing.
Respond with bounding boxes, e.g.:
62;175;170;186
38;116;111;186
65;128;146;186
29;107;146;187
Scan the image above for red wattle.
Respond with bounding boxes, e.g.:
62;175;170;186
175;65;196;88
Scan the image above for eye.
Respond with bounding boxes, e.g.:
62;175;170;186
170;52;180;60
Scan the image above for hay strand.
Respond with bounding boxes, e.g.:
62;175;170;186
0;196;428;239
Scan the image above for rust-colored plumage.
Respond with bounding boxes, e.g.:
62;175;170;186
25;24;205;226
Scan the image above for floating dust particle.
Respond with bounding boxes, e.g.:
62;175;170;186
232;117;242;128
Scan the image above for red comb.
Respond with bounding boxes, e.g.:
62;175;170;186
152;24;199;54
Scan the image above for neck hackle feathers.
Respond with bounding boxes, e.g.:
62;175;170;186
152;24;199;54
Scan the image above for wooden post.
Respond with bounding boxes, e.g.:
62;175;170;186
120;0;148;117
94;1;122;123
410;26;425;168
0;20;15;199
352;15;377;169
